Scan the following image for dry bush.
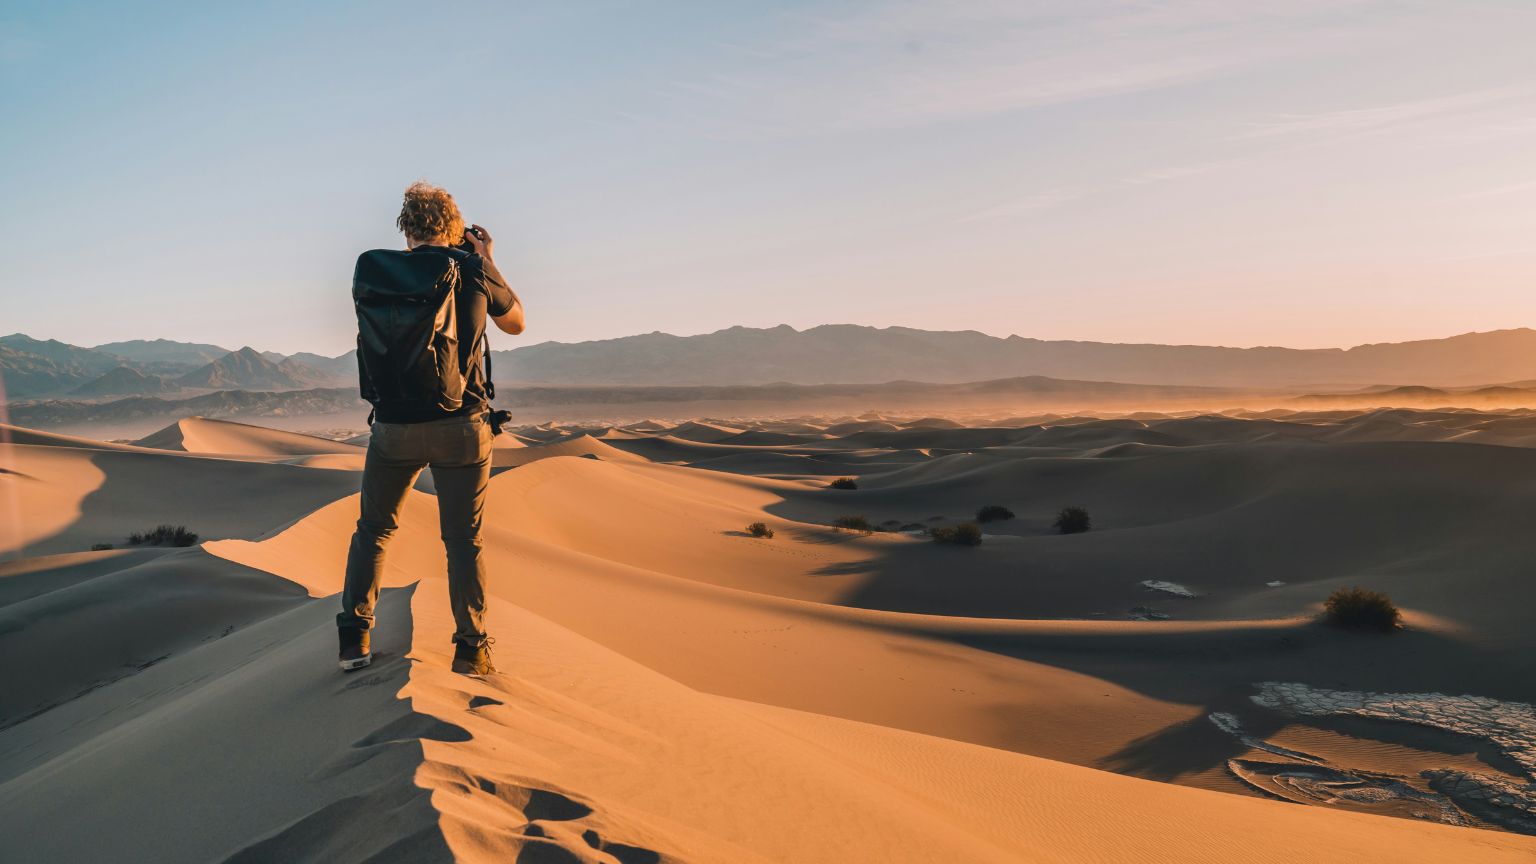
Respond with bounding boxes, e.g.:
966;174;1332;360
832;515;875;533
127;525;199;547
976;505;1015;523
1324;587;1402;632
1054;507;1091;534
931;522;983;546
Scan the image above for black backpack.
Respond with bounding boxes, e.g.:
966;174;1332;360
353;247;476;420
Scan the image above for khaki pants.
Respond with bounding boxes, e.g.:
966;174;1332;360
338;412;493;645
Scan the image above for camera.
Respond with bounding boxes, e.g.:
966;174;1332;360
455;225;482;253
488;409;512;436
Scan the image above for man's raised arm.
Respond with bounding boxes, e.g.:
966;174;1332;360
465;223;525;335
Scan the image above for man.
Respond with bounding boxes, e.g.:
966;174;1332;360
337;181;524;675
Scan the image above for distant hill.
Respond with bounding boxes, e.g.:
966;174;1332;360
493;375;1230;406
491;324;1536;389
1293;384;1536;408
286;350;356;378
70;366;179;398
0;334;121;377
8;387;366;428
0;345;95;398
93;338;230;368
177;347;324;390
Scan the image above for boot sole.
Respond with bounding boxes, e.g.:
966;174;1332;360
451;660;494;675
339;654;372;671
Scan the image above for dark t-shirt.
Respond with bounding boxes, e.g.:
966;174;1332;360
357;245;515;423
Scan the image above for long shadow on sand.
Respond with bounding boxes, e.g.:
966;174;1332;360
750;432;1536;785
214;582;463;864
16;447;359;558
949;618;1536;784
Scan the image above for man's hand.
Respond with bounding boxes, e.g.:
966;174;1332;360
466;223;495;261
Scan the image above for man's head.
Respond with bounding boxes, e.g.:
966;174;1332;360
396;181;465;248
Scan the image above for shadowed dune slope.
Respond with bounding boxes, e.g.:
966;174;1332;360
1;437;361;556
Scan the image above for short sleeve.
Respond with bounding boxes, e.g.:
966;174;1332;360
471;256;515;317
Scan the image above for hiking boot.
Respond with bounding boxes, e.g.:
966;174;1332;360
451;637;496;675
339;626;371;671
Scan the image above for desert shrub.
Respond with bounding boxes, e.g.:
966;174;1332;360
90;542;114;551
832;515;874;533
1323;587;1401;632
127;525;199;547
931;522;983;546
976;505;1015;523
746;522;775;539
1054;507;1091;535
829;477;858;490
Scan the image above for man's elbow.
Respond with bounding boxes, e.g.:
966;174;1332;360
493;312;525;335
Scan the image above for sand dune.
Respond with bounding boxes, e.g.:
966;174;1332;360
0;424;154;452
5;409;1536;859
0;428;360;556
490;433;647;469
135;416;364;456
662;420;747;443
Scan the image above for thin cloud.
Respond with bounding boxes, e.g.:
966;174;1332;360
967;152;1257;224
1460;178;1536;199
1235;87;1531;141
659;1;1385;137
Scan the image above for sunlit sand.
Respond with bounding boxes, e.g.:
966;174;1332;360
4;411;1536;860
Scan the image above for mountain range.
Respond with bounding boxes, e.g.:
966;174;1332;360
70;365;182;398
489;325;1536;389
7;325;1536;402
0;335;351;400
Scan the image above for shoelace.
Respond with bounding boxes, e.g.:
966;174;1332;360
477;636;497;674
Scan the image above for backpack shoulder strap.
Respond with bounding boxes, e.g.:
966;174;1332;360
484;340;495;400
446;252;498;401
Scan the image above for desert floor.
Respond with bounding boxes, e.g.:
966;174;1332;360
4;409;1536;862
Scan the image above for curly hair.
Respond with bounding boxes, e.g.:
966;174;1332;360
396;181;465;246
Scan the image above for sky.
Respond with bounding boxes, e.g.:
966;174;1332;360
2;0;1534;355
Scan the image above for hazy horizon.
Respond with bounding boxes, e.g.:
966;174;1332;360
10;320;1536;361
5;2;1535;355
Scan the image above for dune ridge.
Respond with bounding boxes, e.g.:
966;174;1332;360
134;416;364;456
